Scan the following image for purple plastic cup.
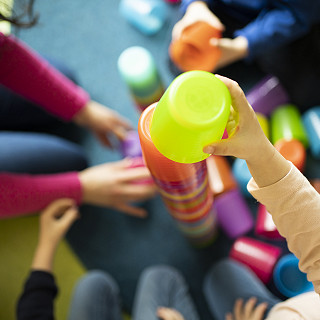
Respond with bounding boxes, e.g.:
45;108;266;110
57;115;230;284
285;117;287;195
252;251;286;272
120;130;142;158
246;75;289;116
214;188;254;238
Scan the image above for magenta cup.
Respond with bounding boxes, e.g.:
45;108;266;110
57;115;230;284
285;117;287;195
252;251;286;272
230;237;282;284
273;254;314;297
255;204;283;240
214;189;254;239
246;75;289;116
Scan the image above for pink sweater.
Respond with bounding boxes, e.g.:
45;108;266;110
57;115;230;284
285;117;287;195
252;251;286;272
0;33;89;217
248;163;320;319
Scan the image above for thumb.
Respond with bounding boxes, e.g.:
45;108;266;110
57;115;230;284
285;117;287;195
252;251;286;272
203;139;232;157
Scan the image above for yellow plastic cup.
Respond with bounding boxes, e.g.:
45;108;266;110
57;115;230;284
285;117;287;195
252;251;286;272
150;71;231;163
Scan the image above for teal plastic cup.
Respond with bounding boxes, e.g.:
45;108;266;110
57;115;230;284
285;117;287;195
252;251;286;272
150;71;231;163
117;46;161;94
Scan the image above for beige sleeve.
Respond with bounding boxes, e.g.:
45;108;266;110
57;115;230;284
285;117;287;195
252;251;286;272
248;162;320;294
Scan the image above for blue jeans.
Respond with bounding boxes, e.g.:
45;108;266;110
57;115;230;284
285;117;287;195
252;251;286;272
0;58;88;174
203;259;281;320
68;266;200;320
68;271;123;320
132;266;200;320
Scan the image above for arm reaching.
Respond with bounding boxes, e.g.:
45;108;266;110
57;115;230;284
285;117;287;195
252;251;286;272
204;76;320;294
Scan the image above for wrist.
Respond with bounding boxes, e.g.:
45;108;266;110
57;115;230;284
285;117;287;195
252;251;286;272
32;242;57;272
72;102;92;127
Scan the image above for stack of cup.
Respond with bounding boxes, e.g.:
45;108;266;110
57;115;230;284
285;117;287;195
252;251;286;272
169;21;221;72
255;204;283;240
246;75;289;116
230;237;282;284
302;106;320;159
119;0;169;36
138;71;231;246
118;46;165;112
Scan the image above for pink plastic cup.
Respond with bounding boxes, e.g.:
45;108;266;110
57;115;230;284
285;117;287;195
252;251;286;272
255;204;283;240
230;237;282;284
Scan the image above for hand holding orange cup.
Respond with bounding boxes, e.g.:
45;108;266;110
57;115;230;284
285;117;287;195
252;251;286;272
169;21;222;72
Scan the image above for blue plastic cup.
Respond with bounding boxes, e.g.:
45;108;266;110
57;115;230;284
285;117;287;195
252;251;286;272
302;106;320;159
273;254;313;297
119;0;168;35
232;158;252;198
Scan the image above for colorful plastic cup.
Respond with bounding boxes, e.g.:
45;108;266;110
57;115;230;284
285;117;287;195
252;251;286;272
150;71;231;163
120;130;142;158
246;75;289;116
214;189;254;239
274;139;306;172
302;106;320;159
206;155;237;197
271;104;308;147
127;156;154;185
118;46;164;112
255;204;283;240
273;254;313;297
232;158;252;198
119;0;168;35
169;21;221;72
230;237;282;284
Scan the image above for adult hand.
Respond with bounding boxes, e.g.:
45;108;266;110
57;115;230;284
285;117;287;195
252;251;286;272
157;307;185;320
32;199;79;272
211;36;249;70
73;100;132;147
225;298;268;320
203;75;272;163
79;158;157;218
172;1;224;41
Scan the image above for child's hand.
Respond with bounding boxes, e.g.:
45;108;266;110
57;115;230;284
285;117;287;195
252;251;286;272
79;158;157;218
157;307;185;320
225;298;268;320
32;199;79;272
39;199;79;249
73;100;132;147
210;36;249;70
203;75;272;164
172;1;224;41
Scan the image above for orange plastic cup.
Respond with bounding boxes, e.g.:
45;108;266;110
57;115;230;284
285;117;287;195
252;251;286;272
274;138;306;172
206;155;237;197
169;21;221;72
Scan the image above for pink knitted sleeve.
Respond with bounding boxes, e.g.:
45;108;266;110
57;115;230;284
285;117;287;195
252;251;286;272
0;172;82;217
0;32;90;121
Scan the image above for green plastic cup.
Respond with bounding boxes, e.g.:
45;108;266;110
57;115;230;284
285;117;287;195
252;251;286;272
150;71;231;163
271;104;308;147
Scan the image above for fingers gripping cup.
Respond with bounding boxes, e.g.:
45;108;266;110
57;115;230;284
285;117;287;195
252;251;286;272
150;71;231;163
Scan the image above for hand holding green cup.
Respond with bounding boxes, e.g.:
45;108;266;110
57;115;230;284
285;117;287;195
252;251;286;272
150;71;231;163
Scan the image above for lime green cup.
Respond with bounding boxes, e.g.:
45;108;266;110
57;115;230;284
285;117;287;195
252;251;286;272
150;71;231;163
